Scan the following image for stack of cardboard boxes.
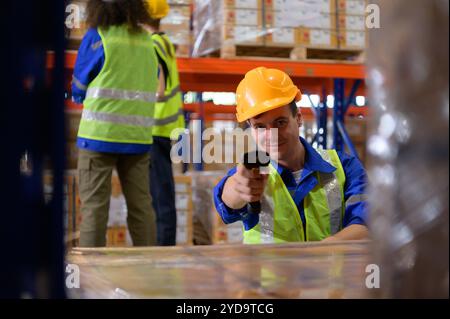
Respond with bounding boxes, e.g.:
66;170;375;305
174;175;194;245
265;0;338;48
193;0;368;57
193;0;264;56
160;0;193;57
189;171;244;245
337;0;368;50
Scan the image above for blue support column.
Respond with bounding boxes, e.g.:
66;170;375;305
333;79;345;151
333;79;362;159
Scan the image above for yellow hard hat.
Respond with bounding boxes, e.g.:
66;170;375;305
145;0;170;20
235;67;302;122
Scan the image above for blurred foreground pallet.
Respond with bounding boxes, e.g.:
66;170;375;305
67;241;372;299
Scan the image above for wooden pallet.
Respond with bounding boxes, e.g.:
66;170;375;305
206;44;365;63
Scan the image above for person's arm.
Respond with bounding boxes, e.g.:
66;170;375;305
323;152;369;241
213;165;265;230
71;28;105;104
157;64;166;99
322;224;369;242
222;164;268;209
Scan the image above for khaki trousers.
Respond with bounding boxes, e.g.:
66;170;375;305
78;149;156;247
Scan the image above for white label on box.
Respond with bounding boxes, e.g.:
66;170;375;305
175;183;188;193
346;0;366;15
272;28;295;44
233;0;259;9
176;227;187;244
346;30;365;47
177;210;188;226
236;10;259;25
345;15;365;30
175;193;189;210
311;29;331;45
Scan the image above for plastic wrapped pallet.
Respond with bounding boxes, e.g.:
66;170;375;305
67;242;372;298
193;0;340;58
367;0;448;298
192;0;265;57
160;2;192;57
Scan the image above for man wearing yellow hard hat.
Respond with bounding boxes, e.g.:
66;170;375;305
213;67;369;243
144;0;185;246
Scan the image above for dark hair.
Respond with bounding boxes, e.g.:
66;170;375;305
86;0;152;33
289;100;299;117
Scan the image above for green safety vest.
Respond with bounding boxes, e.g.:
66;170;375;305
78;25;158;145
243;149;346;244
151;33;185;139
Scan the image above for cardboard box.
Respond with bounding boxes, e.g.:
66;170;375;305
298;27;339;48
338;13;366;31
161;5;191;28
224;9;263;26
265;10;336;29
107;226;128;247
224;0;263;9
337;0;367;15
338;29;367;49
265;0;336;13
223;25;264;45
174;175;194;245
212;213;244;244
265;28;297;46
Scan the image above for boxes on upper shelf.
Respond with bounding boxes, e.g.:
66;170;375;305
336;0;368;15
224;0;263;9
338;29;366;49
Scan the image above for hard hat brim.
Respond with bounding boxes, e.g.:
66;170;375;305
236;90;301;122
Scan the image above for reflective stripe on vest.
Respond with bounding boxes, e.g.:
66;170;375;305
86;88;157;103
78;25;158;145
157;85;181;102
82;109;154;127
151;33;185;138
243;149;346;244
